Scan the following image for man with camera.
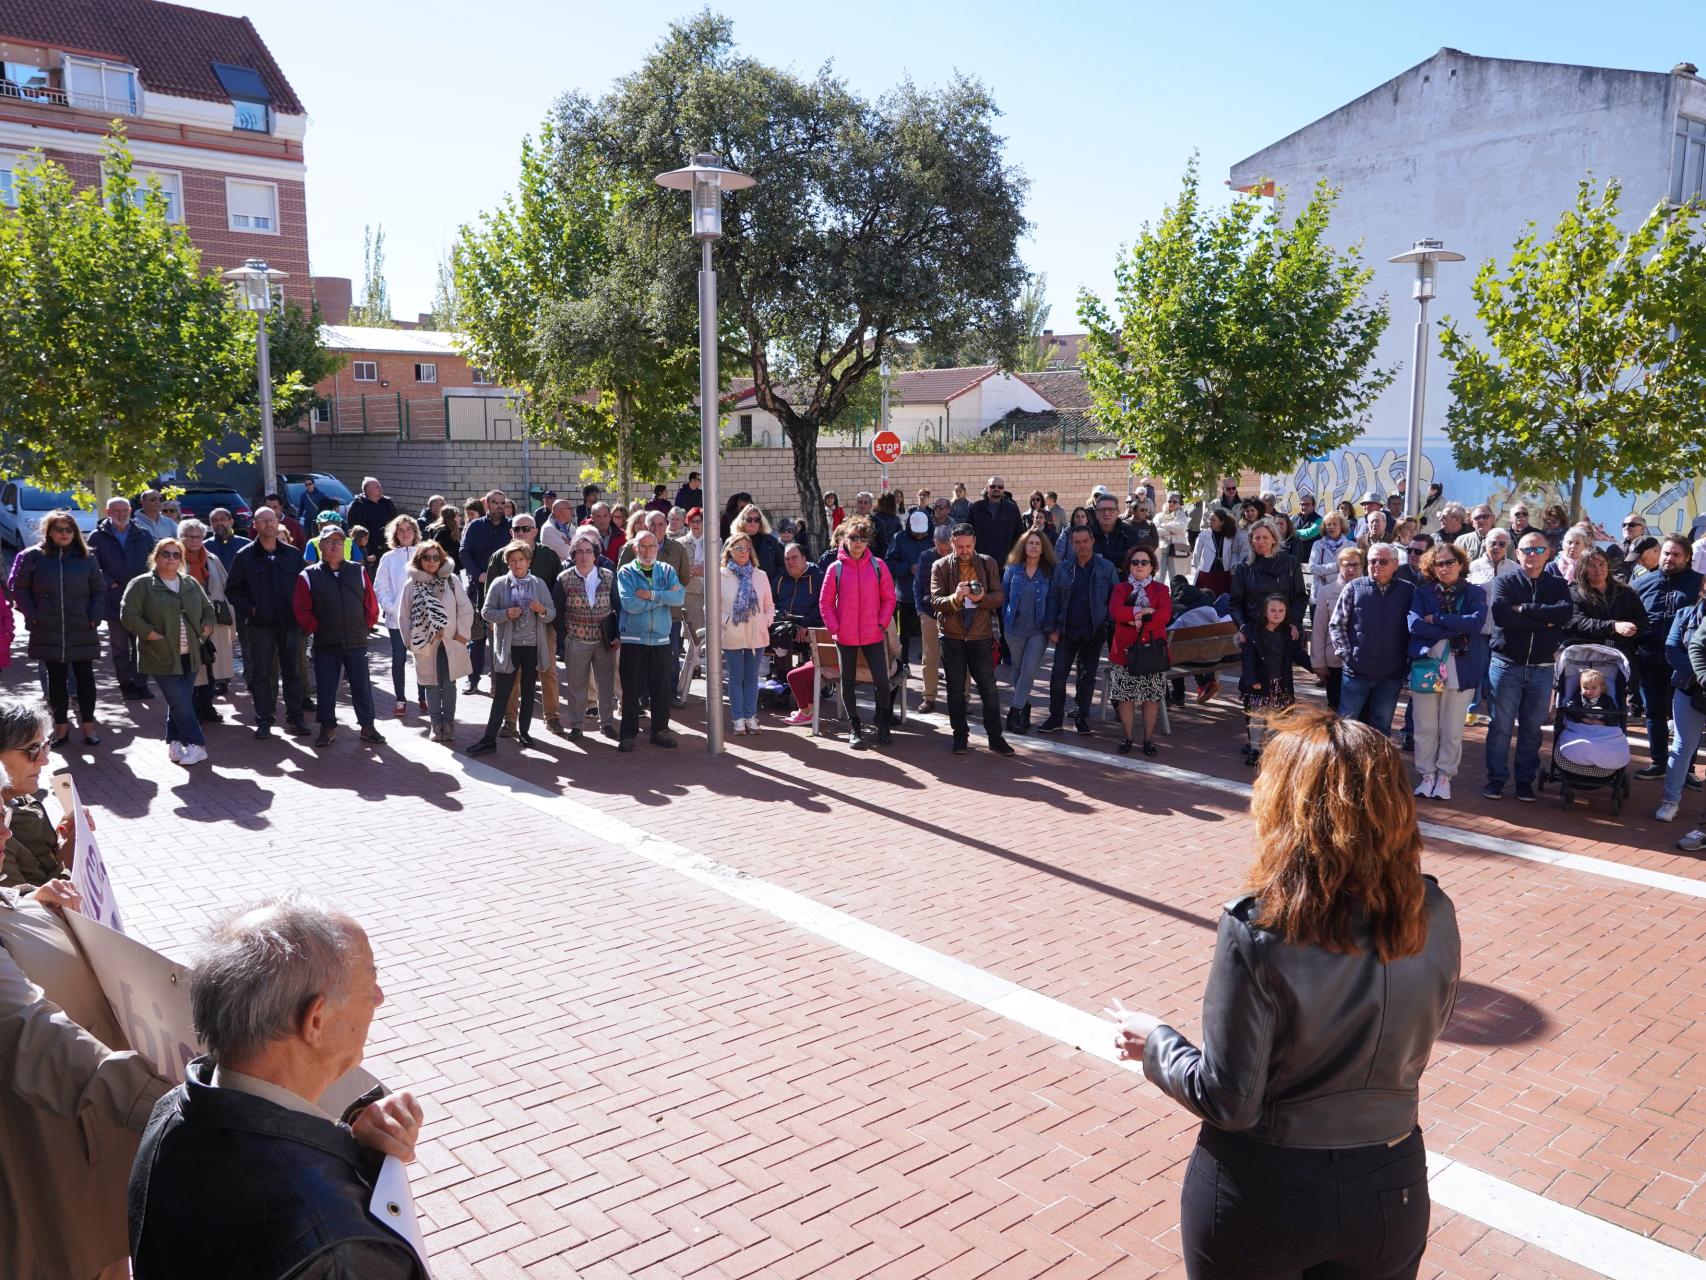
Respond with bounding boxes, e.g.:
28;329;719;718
929;524;1015;756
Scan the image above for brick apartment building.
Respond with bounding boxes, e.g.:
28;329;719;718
0;0;311;305
314;325;505;439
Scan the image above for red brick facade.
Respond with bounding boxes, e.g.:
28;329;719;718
319;348;488;405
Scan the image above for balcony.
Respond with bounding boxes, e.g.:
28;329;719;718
0;81;137;117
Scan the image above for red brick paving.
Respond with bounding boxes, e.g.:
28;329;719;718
22;637;1706;1277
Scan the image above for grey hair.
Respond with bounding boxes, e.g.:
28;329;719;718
1438;502;1468;521
190;895;364;1064
176;518;208;538
0;695;53;755
933;525;954;547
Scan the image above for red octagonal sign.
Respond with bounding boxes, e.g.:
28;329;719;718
870;430;904;466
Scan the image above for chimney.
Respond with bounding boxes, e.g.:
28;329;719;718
1673;61;1700;76
311;276;352;325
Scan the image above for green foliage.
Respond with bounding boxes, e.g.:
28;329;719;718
1015;273;1053;372
1078;157;1393;496
454;117;698;499
426;251;459;331
259;298;345;426
566;12;1030;545
1440;176;1706;519
351;224;392;326
0;133;252;499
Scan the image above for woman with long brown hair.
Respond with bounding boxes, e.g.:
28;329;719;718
1111;704;1459;1279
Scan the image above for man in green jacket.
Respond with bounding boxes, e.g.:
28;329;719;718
486;515;564;735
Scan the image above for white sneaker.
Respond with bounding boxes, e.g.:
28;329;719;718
1414;774;1436;798
167;741;184;763
179;743;208;766
1433;777;1451;801
746;718;760;735
1655;800;1680;822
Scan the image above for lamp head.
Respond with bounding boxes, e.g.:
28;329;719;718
654;152;756;241
221;258;287;312
1387;238;1465;302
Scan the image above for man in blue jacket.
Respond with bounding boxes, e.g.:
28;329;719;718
914;525;951;713
88;497;156;698
885;511;933;674
1632;536;1704;779
458;490;511;693
1483;533;1574;800
1039;526;1117;734
226;508;309;739
1329;542;1415;735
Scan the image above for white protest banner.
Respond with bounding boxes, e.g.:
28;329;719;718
59;910;428;1272
50;769;123;933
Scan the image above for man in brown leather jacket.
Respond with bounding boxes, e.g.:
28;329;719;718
929;524;1015;757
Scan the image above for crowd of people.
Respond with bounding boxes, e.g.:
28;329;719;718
3;470;1704;844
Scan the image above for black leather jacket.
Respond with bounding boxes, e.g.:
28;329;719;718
1143;877;1459;1149
129;1057;427;1280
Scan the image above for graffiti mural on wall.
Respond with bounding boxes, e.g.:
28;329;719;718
1268;445;1706;538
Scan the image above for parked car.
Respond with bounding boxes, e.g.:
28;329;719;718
279;472;353;519
176;486;255;536
0;480;98;550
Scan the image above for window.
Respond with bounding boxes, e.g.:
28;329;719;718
738;413;753;445
226;178;278;233
64;57;138;115
414;363;438;384
1674;116;1706;205
2;61;53;102
117;167;183;223
232;100;269;132
212;63;272;134
352;361;378;382
0;153;15;208
312;401;332;424
471;367;495;385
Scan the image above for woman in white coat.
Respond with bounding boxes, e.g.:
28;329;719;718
374;514;424;717
1307;512;1354;601
720;531;775;734
399;541;473;742
1310;543;1363;713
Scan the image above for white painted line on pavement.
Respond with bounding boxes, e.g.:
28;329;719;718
386;731;1706;1280
905;709;1706;900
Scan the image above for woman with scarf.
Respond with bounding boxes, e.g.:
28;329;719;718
401;540;473;742
1189;507;1241;598
720;532;776;735
1308;512;1353;598
467;541;555;755
1407;542;1489;801
1108;545;1173;755
1550;526;1594;585
177;519;234;724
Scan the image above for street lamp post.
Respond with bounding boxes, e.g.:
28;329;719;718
221;258;289;499
656;152;755;756
1387;239;1464;520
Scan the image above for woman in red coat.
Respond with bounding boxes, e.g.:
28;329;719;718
1108;545;1172;755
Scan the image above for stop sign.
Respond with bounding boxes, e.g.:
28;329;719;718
870;429;903;466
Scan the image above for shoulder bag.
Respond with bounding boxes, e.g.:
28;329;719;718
1122;584;1170;675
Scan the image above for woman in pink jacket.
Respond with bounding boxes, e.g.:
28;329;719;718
819;517;896;749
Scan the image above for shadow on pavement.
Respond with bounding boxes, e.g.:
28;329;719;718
1439;979;1550;1046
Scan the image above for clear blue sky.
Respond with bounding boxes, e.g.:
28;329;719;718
196;0;1703;324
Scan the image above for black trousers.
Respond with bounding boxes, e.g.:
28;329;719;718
46;660;96;725
1047;630;1103;722
1180;1124;1429;1280
246;624;305;727
484;645;538;741
836;641;891;729
942;636;1003;743
896;605;921;666
620;643;673;740
1324;666;1343;712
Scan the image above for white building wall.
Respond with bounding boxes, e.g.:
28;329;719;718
1230;51;1705;530
976;373;1054;429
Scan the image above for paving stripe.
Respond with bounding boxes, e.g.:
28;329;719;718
386;730;1706;1280
902;709;1706;899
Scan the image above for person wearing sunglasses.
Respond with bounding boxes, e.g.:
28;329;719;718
120;538;216;765
0;696;82;887
1483;533;1573;801
400;541;472;743
7;512;104;748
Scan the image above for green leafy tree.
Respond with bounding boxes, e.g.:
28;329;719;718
568;12;1030;546
1440;177;1706;519
0;135;251;500
1078;158;1394;497
426;250;459;331
1015;273;1053;372
256;298;346;427
351;223;392;326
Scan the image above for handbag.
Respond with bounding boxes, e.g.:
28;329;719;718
211;599;234;626
1124;639;1170;675
1409;653;1447;693
599;612;620;649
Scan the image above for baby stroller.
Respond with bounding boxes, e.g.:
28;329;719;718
1536;643;1631;813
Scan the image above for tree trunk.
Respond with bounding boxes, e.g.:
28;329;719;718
789;419;826;552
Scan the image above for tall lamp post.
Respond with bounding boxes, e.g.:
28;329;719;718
221;258;289;499
656;152;755;756
1387;239;1463;520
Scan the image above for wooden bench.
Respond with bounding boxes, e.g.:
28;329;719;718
1098;620;1243;734
809;627;908;737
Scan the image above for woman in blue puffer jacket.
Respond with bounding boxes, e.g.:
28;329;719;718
1001;528;1057;734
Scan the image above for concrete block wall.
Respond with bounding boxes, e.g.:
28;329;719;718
307;438;1143;520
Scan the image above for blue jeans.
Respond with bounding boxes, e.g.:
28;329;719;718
423;645;457;727
1662;690;1706;807
1486;656;1553;788
1338;673;1402;735
313;643;377;727
725;647;761;721
1008;629;1047;706
386;627;409;703
156;661;205;747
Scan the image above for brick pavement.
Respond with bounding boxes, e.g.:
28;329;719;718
17;635;1706;1277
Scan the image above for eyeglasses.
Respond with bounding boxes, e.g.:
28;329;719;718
1519;546;1548;556
17;739;49;763
512;525;536;533
156;550;182;560
1622;521;1644;529
1407;545;1427;554
49;525;75;534
846;535;868;544
744;516;761;524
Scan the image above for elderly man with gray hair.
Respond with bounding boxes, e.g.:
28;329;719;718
129;896;426;1280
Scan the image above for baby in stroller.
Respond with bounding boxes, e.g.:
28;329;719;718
1544;643;1632;810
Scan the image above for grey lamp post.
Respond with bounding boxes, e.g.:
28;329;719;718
656;152;755;756
221;258;289;498
1387;239;1464;520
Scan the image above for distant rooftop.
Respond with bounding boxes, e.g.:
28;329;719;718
319;325;462;356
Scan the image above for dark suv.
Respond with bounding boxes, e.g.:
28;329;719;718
177;486;255;536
